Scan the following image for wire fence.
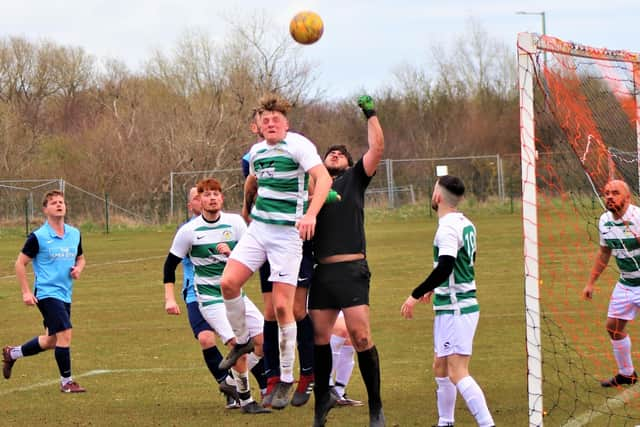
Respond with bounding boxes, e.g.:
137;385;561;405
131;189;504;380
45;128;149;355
1;153;525;231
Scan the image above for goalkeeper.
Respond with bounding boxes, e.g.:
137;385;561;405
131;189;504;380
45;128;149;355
309;95;386;427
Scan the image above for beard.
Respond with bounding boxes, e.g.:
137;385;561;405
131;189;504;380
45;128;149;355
327;165;347;177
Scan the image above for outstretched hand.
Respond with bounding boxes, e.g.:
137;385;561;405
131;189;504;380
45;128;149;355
357;95;376;119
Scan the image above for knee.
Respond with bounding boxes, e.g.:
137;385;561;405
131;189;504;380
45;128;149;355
274;303;290;321
197;331;216;349
351;333;372;352
293;305;307;321
220;277;241;297
40;336;56;349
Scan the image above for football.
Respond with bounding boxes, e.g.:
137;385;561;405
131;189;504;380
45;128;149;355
289;11;324;45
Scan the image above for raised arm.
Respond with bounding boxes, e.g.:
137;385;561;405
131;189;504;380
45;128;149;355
358;95;385;177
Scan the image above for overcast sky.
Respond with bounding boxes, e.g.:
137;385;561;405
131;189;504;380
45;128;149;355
1;0;638;99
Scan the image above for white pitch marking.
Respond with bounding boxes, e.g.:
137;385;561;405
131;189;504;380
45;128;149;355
0;367;200;395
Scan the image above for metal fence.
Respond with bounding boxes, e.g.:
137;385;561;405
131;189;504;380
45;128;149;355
1;154;522;229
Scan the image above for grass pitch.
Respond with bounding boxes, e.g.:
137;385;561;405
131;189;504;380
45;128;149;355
0;205;527;426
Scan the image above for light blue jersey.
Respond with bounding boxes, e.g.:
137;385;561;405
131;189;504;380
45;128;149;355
180;217;197;304
23;222;82;303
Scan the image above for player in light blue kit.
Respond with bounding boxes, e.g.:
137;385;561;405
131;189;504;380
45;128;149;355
3;190;87;393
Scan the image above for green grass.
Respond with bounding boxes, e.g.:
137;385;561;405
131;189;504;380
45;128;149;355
0;208;528;426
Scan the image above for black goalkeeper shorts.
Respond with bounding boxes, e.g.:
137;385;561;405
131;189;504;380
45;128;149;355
308;259;371;310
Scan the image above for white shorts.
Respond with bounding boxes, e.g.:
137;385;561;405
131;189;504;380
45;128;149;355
199;297;264;344
229;220;302;286
608;282;640;320
433;312;479;357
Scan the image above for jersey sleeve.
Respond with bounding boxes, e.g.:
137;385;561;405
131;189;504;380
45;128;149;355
169;225;192;259
294;135;323;172
598;214;607;247
435;222;460;258
77;235;83;257
242;152;251;178
21;233;39;258
235;215;248;239
352;158;373;189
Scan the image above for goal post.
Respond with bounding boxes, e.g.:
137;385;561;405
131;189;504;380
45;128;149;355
518;32;543;427
518;32;640;426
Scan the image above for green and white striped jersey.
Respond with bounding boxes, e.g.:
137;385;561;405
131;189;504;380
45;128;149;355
599;204;640;286
432;212;479;316
169;212;247;307
248;132;323;226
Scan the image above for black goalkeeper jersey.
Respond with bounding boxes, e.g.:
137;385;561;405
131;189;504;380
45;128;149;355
313;158;373;259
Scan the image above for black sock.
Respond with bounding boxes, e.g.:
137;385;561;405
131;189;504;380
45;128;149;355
251;357;268;390
21;337;44;357
263;320;280;379
202;346;227;383
297;315;314;376
357;345;382;414
313;344;332;399
54;346;71;378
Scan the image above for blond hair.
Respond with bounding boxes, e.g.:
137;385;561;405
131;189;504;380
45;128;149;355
257;93;291;116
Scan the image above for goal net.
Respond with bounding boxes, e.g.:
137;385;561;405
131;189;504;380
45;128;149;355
518;33;640;426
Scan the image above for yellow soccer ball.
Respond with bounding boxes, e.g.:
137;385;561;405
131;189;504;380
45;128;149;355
289;11;324;45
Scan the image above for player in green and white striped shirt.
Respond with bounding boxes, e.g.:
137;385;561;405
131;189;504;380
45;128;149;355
401;175;494;427
584;179;640;387
163;178;270;414
219;93;333;409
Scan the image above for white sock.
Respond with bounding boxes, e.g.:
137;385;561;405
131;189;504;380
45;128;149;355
231;368;251;394
335;344;355;392
247;352;261;371
612;336;635;376
435;376;456;425
278;322;297;383
225;374;236;387
223;295;249;343
61;376;73;385
10;347;23;360
330;335;346;385
457;376;494;427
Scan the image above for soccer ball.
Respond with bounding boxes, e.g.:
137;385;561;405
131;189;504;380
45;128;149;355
289;11;324;45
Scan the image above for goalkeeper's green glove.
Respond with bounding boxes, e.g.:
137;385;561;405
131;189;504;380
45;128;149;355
357;95;376;119
325;189;341;204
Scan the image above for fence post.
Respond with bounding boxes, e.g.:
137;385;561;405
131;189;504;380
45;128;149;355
497;154;505;201
170;171;175;220
24;196;29;237
385;159;395;208
105;192;110;234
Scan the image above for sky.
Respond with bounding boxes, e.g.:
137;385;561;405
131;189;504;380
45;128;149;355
1;0;639;100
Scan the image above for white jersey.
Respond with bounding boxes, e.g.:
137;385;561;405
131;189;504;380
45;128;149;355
169;212;247;306
248;132;323;226
432;212;478;316
598;204;640;287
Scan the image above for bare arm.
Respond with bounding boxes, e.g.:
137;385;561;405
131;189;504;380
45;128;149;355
583;245;612;299
297;164;332;240
164;282;180;315
242;174;258;223
15;253;37;305
362;115;385;177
